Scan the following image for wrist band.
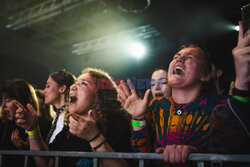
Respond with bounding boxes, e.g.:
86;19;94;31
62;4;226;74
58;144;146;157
27;127;39;136
88;131;101;143
232;96;249;103
131;120;146;127
232;88;250;98
91;139;106;152
131;117;146;121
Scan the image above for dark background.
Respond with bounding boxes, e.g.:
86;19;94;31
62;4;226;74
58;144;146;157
0;0;247;90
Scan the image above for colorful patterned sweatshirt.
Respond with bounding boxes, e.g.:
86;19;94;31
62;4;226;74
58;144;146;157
131;95;227;166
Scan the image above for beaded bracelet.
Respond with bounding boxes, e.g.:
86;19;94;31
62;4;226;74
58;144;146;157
88;131;101;143
91;139;106;152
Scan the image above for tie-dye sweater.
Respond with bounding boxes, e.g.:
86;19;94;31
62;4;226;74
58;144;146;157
131;95;227;157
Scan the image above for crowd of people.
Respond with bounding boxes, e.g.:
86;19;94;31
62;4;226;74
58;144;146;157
0;22;249;167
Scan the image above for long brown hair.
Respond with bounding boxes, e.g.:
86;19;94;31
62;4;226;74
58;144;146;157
82;68;129;136
0;79;39;115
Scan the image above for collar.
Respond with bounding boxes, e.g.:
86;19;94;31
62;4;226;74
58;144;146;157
53;105;66;116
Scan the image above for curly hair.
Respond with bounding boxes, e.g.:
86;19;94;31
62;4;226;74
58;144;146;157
82;68;130;136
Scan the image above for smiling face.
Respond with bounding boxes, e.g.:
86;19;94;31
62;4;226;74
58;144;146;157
151;69;171;98
44;77;61;105
168;47;208;89
69;73;97;116
1;96;17;121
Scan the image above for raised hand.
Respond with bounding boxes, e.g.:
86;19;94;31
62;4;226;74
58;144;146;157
232;21;250;90
155;145;197;164
14;100;38;131
117;79;150;119
69;110;99;141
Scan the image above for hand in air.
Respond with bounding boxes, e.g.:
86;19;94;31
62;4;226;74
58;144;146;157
117;80;150;119
232;21;250;90
14;100;38;131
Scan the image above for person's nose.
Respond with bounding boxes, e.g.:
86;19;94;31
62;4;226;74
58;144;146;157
176;56;185;63
70;83;77;91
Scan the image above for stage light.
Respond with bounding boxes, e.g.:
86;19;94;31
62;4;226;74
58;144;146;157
128;42;146;59
234;25;239;31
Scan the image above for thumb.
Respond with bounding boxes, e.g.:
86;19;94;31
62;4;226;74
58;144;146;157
143;89;151;104
26;103;36;115
155;147;165;153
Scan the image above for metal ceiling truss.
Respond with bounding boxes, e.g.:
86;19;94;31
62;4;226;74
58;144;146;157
72;24;160;56
6;0;97;31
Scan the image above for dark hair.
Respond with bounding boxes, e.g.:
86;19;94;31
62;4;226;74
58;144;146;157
0;79;39;115
50;71;76;90
82;68;130;136
151;65;168;78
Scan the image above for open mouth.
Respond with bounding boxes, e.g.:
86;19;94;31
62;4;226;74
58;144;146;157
69;96;77;104
173;67;184;75
155;93;164;97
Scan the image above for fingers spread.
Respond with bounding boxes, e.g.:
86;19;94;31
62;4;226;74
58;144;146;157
118;83;128;101
143;89;151;103
120;80;131;97
127;79;137;95
117;94;125;106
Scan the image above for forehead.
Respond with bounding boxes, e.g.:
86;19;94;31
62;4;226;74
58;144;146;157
177;47;204;58
77;73;92;81
152;70;168;79
47;76;57;84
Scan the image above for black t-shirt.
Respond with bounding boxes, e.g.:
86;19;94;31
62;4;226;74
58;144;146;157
48;112;131;167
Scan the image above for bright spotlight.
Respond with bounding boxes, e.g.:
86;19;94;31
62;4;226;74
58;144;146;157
128;42;146;59
234;25;239;31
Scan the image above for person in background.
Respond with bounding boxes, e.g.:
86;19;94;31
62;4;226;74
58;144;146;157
43;71;76;145
150;66;171;99
15;67;131;167
35;89;55;140
0;79;39;167
209;21;250;155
